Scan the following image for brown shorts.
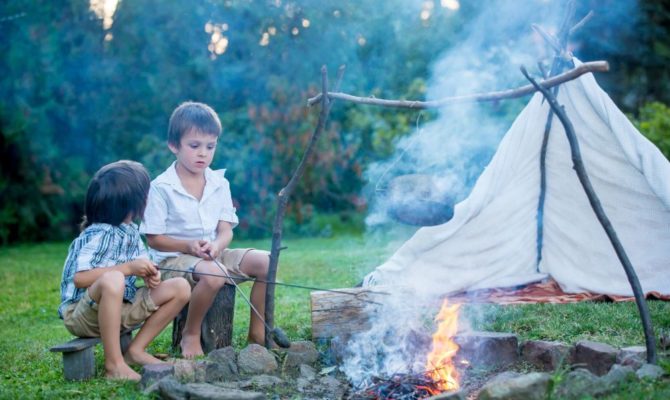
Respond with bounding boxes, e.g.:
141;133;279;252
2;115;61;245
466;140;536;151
159;248;266;287
62;287;157;338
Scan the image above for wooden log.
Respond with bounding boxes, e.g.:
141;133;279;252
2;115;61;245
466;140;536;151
172;284;236;353
310;286;390;341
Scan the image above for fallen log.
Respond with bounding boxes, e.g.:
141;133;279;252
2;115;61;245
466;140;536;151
310;286;389;340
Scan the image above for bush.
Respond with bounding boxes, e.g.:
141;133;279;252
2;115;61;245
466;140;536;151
633;101;670;160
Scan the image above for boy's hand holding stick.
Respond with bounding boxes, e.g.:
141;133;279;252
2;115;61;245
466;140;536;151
127;258;161;289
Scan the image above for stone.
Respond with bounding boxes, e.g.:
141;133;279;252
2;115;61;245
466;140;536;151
602;364;636;389
553;368;608;399
636;363;665;380
426;389;466;399
318;375;346;399
239;374;283;389
283;340;320;368
182;382;265;400
205;360;236;383
299;364;317;380
454;332;518;368
573;340;618;376
158;376;189;400
238;344;278;374
521;340;573;371
207;346;238;376
140;363;175;389
173;359;197;381
296;377;311;393
616;346;646;370
478;372;551;400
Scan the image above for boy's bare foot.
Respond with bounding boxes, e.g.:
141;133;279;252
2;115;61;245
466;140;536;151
180;334;204;358
124;348;165;366
105;362;141;381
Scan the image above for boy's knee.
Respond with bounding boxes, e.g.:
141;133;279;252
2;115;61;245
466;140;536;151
98;270;125;293
200;274;226;290
173;277;192;300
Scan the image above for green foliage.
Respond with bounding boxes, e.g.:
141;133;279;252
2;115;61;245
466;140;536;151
1;1;669;243
632;102;670;160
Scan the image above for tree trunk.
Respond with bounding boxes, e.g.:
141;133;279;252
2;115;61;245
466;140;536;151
172;284;236;353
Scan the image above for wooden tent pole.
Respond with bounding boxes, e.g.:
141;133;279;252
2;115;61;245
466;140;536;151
264;65;345;348
521;66;658;365
535;3;578;270
307;61;607;109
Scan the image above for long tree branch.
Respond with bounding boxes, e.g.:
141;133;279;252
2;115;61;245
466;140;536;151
521;66;657;365
307;61;608;109
264;65;345;348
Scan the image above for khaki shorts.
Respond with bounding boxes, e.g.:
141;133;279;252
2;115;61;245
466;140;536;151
62;287;157;338
159;248;266;287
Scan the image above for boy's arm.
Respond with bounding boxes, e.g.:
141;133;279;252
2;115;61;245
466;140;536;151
145;234;210;259
73;259;157;289
202;221;233;259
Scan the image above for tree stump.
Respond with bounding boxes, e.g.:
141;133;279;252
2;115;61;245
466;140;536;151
172;284;236;353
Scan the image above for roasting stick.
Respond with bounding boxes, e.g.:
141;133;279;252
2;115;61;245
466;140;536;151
203;251;292;348
156;266;389;301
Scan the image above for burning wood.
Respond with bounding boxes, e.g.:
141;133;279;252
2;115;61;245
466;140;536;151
351;372;444;399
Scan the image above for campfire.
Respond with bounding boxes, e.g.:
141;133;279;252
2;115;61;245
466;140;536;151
426;299;461;392
352;299;463;399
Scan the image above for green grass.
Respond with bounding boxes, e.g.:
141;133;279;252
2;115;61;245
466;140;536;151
0;236;669;398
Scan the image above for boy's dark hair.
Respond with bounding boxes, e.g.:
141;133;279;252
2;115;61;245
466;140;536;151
167;101;222;147
82;160;151;229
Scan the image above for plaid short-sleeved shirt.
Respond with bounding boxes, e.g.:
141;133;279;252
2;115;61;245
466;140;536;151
58;223;149;318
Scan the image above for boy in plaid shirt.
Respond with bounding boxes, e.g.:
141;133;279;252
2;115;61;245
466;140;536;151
59;160;191;380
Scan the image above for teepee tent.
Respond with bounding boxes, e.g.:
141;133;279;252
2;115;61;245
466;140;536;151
362;58;670;298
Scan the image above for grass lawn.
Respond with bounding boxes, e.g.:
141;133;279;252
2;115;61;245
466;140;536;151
0;235;669;398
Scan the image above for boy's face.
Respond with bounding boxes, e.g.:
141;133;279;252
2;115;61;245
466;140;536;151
168;129;218;176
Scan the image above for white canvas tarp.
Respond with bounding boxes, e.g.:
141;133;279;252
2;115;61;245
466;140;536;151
363;59;670;297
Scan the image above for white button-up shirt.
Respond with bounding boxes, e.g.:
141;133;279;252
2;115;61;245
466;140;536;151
140;162;239;263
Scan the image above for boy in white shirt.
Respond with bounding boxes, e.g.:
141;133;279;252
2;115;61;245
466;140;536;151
141;102;270;358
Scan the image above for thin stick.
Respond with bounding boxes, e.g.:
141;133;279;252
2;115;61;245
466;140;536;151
265;65;346;349
569;10;595;36
306;61;608;109
536;1;577;268
157;266;389;298
521;66;657;365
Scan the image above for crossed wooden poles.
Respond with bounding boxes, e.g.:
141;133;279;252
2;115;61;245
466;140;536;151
263;6;657;365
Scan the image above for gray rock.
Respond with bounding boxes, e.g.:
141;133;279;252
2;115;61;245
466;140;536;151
158;376;189;400
616;346;646;370
173;359;197;381
521;340;573;371
238;344;278;374
299;363;317;380
239;374;283;389
602;364;636;389
140;363;175;389
283;340;320;368
296;377;311;393
207;346;238;376
573;340;618;376
636;363;665;380
616;345;646;363
183;382;265;399
478;372;551;400
426;389;466;399
553;368;608;399
205;360;236;383
455;332;518;368
318;375;346;399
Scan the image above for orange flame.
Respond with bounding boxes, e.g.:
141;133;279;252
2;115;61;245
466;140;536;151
426;299;461;392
